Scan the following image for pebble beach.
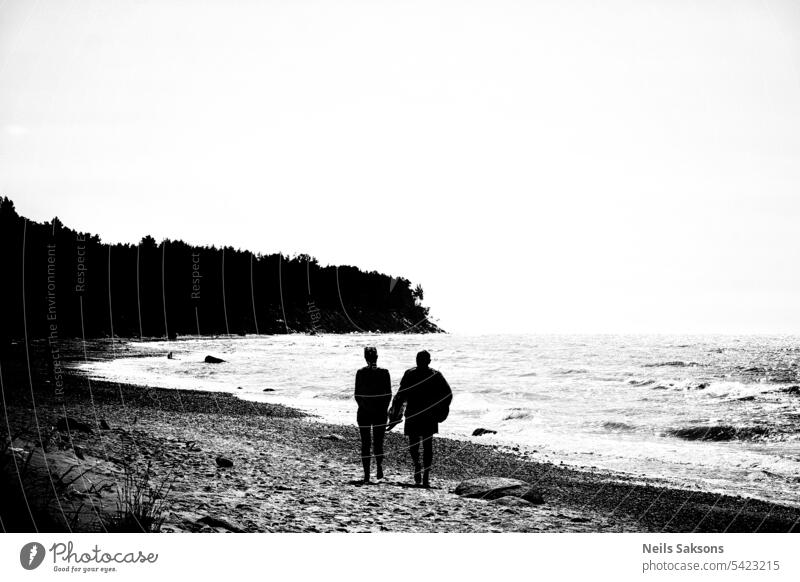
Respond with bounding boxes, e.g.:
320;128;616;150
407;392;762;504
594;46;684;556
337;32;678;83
2;340;798;533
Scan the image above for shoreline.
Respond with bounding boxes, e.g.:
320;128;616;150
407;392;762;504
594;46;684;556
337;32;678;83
1;339;799;533
71;336;800;510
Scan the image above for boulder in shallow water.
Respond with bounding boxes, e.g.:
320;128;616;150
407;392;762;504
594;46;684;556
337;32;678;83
262;388;276;392
204;355;225;364
455;476;544;504
472;428;497;437
215;456;234;468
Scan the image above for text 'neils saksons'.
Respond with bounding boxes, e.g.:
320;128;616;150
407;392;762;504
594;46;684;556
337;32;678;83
643;543;724;554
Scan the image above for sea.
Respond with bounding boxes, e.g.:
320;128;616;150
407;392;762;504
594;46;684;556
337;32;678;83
74;334;800;507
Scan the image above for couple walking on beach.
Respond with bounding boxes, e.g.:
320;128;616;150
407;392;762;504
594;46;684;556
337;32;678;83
354;347;453;487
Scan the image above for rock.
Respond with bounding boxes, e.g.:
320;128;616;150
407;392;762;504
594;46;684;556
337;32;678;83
197;515;244;533
472;428;497;437
454;477;545;505
781;386;800;396
491;496;531;507
518;489;545;504
319;434;345;441
99;419;111;430
73;446;86;460
215;456;234;468
204;355;225;364
262;388;276;392
56;417;94;434
455;476;527;498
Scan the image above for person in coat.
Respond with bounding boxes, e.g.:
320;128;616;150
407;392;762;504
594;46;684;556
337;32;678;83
388;350;452;487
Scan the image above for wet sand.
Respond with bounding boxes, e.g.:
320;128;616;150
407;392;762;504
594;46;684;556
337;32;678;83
1;340;798;533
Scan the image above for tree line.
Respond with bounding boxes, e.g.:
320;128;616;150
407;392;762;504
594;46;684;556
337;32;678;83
0;196;440;341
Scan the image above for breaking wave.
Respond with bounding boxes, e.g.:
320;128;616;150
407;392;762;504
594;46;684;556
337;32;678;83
667;425;772;442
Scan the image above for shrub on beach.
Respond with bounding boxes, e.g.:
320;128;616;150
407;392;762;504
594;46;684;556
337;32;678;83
104;462;174;533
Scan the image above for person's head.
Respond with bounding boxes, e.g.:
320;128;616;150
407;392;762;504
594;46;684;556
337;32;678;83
416;350;431;368
364;346;378;364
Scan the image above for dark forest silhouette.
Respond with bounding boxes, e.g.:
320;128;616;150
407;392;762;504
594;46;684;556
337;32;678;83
0;196;441;341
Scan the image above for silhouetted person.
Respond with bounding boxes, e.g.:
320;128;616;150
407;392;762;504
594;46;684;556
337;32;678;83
354;346;392;483
388;350;452;487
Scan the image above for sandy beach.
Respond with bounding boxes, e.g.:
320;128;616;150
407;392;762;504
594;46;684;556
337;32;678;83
2;340;798;533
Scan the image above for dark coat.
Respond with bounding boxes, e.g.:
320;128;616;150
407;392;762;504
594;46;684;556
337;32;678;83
391;366;452;436
354;365;392;425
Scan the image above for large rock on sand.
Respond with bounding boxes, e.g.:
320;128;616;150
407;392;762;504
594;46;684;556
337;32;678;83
204;355;225;363
455;477;544;504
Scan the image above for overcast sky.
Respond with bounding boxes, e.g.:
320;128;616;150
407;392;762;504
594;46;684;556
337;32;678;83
2;0;800;333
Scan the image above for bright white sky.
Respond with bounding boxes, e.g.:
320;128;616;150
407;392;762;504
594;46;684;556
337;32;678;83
2;0;800;333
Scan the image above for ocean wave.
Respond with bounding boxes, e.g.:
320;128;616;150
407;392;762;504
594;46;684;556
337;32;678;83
628;379;655;387
667;425;772;442
734;367;797;383
602;421;637;432
643;361;701;368
767;371;798;383
314;391;352;401
739;366;766;375
503;409;533;421
734;366;798;383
